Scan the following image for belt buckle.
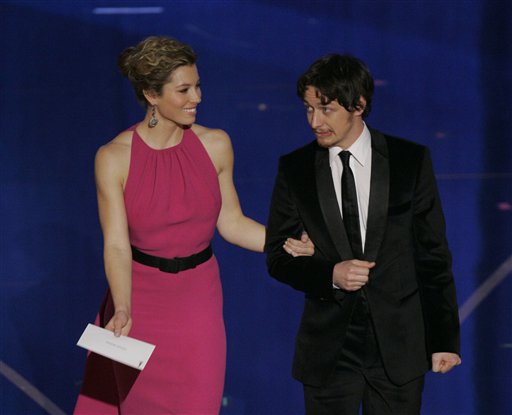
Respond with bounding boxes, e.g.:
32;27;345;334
159;258;182;274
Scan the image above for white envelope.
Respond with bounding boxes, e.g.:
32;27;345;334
77;324;156;370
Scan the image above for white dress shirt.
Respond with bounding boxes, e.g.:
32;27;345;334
328;123;372;253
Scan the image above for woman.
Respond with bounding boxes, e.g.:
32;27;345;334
74;36;313;414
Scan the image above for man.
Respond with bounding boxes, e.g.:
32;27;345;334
265;54;461;414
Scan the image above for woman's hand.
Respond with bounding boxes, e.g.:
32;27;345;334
105;310;133;337
283;231;315;257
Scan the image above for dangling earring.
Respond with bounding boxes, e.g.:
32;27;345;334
148;105;158;128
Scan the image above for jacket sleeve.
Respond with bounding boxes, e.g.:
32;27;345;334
265;157;335;298
412;148;461;356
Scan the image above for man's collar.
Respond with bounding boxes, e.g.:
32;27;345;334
329;123;371;167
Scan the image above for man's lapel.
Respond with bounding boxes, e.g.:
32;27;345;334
313;130;389;262
314;148;354;260
364;129;389;261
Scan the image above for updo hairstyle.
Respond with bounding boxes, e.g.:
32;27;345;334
118;36;197;105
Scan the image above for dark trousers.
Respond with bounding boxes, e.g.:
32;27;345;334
304;294;424;415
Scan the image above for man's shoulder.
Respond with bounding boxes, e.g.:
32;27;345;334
369;127;427;157
280;140;319;165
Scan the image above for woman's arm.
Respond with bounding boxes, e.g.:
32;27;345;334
205;128;265;251
195;126;313;254
94;138;133;336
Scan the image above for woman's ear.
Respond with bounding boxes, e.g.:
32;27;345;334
143;89;157;106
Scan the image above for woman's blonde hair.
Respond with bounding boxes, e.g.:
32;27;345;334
118;36;197;105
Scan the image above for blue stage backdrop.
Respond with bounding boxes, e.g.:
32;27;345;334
1;1;511;414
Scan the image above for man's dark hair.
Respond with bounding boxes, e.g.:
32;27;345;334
297;54;374;118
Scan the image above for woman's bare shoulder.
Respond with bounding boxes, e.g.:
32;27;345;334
95;130;133;182
191;124;234;173
96;130;132;162
192;124;231;151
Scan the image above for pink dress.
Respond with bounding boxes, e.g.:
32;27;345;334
74;127;225;414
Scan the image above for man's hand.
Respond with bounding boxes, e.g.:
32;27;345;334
332;260;375;291
432;352;461;374
283;231;315;257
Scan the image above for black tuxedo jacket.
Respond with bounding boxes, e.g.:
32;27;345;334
265;127;460;387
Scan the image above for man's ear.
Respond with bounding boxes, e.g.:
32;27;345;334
354;96;367;116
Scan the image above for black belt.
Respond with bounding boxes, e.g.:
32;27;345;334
131;245;212;274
